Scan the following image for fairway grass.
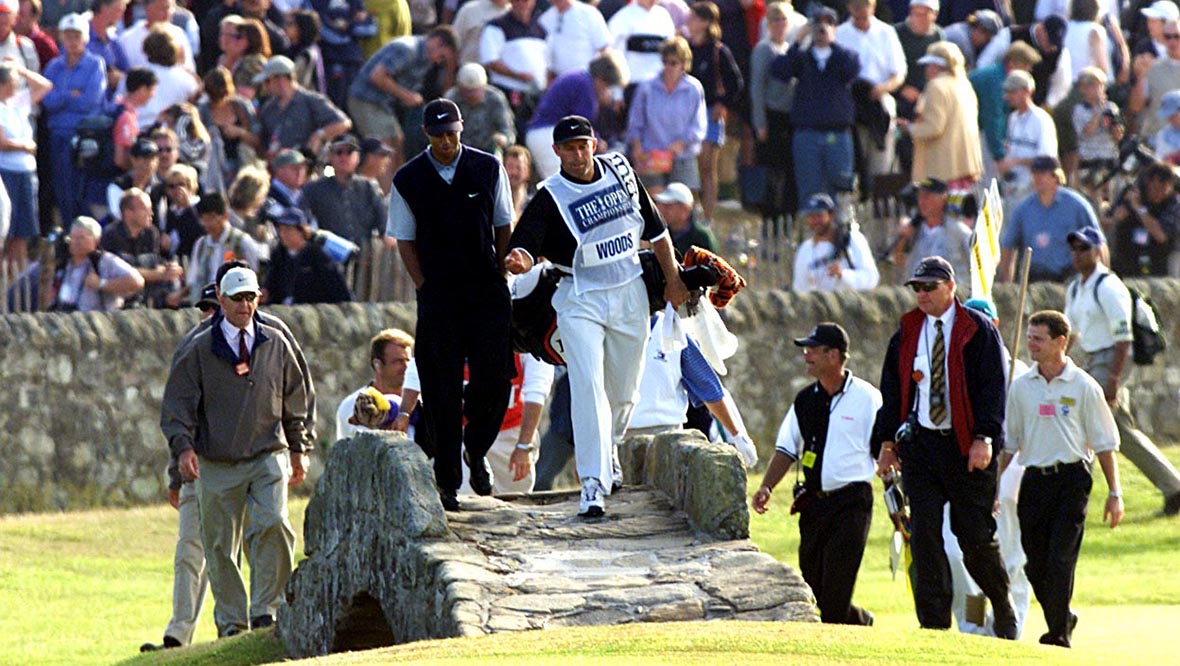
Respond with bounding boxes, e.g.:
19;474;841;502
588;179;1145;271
3;449;1179;665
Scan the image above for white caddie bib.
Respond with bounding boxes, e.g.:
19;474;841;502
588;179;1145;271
542;153;646;295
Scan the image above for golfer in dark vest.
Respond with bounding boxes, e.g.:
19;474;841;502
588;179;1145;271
387;98;515;511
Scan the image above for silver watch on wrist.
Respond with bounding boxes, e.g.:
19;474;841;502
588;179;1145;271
515;442;535;452
974;435;993;446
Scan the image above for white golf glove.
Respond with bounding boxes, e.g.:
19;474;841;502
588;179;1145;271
733;433;758;468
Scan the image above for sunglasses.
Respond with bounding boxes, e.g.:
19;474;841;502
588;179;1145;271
332;147;357;156
910;281;943;293
157;147;175;154
198;303;217;312
1165;33;1180;40
228;292;258;302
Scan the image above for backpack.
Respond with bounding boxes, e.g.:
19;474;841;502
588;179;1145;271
71;103;127;178
1074;272;1167;365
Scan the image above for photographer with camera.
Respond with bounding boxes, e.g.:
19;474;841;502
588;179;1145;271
752;322;880;626
873;256;1017;639
890;177;972;290
792;193;879;293
1104;161;1180;277
51;215;144;312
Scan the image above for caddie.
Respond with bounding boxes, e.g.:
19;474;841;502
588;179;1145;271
505;114;689;517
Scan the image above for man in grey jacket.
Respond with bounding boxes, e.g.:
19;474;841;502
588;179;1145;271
160;266;310;637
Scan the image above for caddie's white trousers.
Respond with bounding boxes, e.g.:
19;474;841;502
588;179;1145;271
553;276;649;493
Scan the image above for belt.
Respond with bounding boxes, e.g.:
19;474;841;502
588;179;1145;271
1026;460;1088;476
815;481;869;499
918;426;954;437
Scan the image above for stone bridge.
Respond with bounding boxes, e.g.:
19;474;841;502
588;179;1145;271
277;430;817;659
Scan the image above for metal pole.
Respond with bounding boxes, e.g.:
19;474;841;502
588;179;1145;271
1008;246;1033;389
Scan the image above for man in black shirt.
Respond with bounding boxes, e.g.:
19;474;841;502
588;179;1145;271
387;99;514;511
753;323;880;625
1105;162;1180;277
100;188;182;307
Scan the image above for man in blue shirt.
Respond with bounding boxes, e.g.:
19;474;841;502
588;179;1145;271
999;155;1103;283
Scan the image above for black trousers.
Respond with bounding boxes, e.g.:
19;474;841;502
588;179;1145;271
902;428;1011;629
798;482;873;625
415;280;514;493
1018;462;1091;645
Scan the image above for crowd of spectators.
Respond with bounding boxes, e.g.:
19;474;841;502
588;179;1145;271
3;0;1180;313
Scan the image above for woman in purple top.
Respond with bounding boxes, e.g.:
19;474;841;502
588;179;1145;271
523;52;625;179
626;35;707;193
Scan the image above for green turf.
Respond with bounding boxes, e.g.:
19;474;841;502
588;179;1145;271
3;449;1179;666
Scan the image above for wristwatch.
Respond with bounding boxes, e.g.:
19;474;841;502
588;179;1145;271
515;442;535;452
974;435;993;446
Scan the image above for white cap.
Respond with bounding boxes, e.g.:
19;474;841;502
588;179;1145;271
1142;0;1180;21
456;62;487;88
220;267;261;298
0;0;18;15
917;54;948;68
71;216;102;240
58;13;90;41
910;0;940;11
653;182;694;206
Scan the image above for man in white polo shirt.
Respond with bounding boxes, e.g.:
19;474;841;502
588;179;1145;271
1064;227;1180;516
997;70;1057;202
754;322;881;625
1003;309;1123;648
607;0;675;84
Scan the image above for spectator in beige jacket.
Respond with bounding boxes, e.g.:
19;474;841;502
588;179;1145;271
899;41;982;188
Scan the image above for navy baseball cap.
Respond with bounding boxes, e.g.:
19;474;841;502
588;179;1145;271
423;98;463;136
906;256;955;284
1043;15;1066;49
1030;155;1061;172
800;193;836;215
812;6;838;24
794;322;849;353
1067;227;1105;248
553;115;595;145
275;207;308;227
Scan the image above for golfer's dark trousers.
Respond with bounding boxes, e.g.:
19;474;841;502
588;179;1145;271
415;279;514;492
798;481;873;625
902;427;1011;629
1018;461;1091;645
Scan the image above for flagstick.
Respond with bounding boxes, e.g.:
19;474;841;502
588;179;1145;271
1008;247;1033;389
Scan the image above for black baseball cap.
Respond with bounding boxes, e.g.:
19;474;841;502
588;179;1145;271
915;177;948;194
794;323;849;353
423;98;463;136
553;115;595;145
1067;227;1105;248
131;138;160;158
195;283;218;310
906;256;955;285
330;134;360;152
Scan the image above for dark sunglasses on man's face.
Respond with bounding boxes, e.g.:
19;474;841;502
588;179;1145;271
229;292;258;303
910;281;943;293
198;303;217;313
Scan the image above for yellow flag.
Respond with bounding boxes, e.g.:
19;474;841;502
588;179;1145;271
971;180;1004;299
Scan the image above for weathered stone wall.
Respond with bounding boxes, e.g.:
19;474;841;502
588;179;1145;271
4;279;1179;513
0;303;415;513
720;280;1180;458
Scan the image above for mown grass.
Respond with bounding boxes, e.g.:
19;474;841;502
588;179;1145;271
3;449;1179;666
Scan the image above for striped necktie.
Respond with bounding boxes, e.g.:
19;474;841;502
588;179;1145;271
930;320;946;426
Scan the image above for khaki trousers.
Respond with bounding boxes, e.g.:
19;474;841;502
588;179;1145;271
165;481;208;644
197;450;295;636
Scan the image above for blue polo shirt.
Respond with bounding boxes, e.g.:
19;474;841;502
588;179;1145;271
1002;186;1103;281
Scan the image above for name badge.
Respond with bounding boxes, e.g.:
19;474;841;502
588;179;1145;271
582;229;637;267
1133;228;1150;246
1038;403;1056;417
235;362;249;376
801;450;818;468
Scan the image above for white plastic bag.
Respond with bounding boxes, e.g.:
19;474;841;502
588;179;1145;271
681;299;738;375
658;302;687;353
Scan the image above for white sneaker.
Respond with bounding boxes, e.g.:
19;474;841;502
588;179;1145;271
579;477;605;518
